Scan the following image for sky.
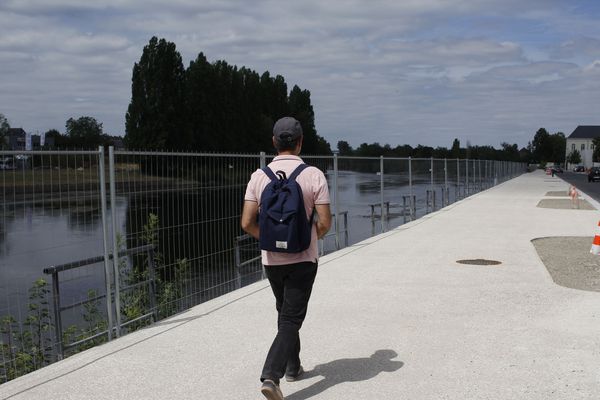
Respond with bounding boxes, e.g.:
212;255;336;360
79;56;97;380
1;0;600;150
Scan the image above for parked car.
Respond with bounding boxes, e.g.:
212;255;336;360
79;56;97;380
588;167;600;182
573;165;585;172
553;166;563;173
0;157;14;170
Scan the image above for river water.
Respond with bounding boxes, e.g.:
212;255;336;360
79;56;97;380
0;170;467;332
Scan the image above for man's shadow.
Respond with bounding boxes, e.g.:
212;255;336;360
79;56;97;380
285;349;404;400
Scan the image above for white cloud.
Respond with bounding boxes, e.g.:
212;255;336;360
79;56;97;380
552;37;600;60
583;60;600;73
0;0;599;147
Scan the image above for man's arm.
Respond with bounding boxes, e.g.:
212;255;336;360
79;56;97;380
314;204;332;239
241;200;260;239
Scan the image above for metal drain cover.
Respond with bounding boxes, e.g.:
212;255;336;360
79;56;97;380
456;259;502;266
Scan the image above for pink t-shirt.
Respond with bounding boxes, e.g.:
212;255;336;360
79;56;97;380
244;155;330;266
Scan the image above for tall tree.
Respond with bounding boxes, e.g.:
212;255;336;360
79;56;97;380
43;129;66;149
125;37;186;150
356;142;383;157
260;72;289;121
0;113;10;150
519;147;532;163
450;138;460;158
531;128;552;163
549;132;566;163
501;142;520;161
239;67;268;152
412;145;433;158
289;85;330;154
185;52;214;150
593;137;600;162
337;140;353;156
65;116;105;148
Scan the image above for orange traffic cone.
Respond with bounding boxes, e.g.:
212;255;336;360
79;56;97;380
591;220;600;255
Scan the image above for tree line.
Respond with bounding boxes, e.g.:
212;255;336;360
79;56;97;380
124;37;331;154
337;128;566;164
0;113;118;150
337;139;525;161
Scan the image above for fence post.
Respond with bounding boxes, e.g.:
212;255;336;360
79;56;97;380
495;161;498;185
430;157;434;203
385;201;390;227
444;158;448;205
98;146;114;342
343;211;349;247
474;159;477;191
147;248;158;322
370;204;376;236
50;272;63;360
473;159;476;192
478;159;481;190
456;158;460;199
466;158;469;196
334;153;340;249
380;155;385;233
409;157;413;218
108;146;121;338
484;160;488;188
259;151;266;169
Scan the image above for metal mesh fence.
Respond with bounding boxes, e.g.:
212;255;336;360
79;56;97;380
0;149;527;382
110;151;266;329
0;150;106;381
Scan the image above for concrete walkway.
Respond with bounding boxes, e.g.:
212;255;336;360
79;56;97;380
2;170;599;400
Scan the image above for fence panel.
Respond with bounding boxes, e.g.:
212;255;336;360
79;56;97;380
0;148;527;383
336;157;384;241
0;150;107;381
381;158;411;229
110;151;264;324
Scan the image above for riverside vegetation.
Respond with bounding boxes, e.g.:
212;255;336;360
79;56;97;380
0;214;188;384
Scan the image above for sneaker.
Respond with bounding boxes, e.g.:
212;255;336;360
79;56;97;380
285;365;304;382
261;379;284;400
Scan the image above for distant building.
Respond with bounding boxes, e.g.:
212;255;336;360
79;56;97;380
44;132;56;148
108;136;125;150
565;126;600;168
7;128;26;150
2;128;46;151
31;134;41;150
5;129;43;151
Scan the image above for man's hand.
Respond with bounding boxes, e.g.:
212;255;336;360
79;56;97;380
314;204;332;239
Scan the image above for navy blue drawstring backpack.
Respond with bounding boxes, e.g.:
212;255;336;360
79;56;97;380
259;164;313;253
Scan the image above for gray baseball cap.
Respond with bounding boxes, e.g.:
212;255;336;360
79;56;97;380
273;117;303;143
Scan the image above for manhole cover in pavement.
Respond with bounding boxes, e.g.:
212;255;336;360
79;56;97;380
456;259;502;266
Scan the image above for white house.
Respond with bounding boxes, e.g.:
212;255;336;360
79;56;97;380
565;126;600;169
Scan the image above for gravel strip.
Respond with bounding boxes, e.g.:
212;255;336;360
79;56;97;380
536;198;595;210
545;191;570;197
532;236;600;292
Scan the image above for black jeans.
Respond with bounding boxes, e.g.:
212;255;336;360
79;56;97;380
260;261;318;384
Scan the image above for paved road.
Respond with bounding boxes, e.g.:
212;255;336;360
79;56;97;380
557;171;600;201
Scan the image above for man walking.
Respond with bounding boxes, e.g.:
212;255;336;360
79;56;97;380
241;117;331;400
